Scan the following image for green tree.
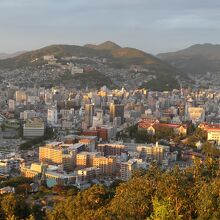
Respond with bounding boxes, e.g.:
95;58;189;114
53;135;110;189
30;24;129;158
1;194;30;219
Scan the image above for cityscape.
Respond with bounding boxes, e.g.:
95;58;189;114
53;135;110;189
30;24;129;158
0;0;220;220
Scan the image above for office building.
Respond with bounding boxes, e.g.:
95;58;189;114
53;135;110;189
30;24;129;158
110;103;124;124
85;104;94;128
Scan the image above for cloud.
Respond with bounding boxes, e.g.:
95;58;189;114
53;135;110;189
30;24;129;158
1;0;220;53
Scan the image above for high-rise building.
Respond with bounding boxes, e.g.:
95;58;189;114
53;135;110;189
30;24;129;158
84;104;94;128
8;99;15;112
109;103;124;124
76;152;100;169
92;155;116;176
47;106;58;125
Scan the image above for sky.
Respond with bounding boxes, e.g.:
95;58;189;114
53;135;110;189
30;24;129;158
1;0;220;54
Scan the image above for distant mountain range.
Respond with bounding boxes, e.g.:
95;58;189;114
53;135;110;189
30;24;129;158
0;41;184;90
158;43;220;75
0;51;26;60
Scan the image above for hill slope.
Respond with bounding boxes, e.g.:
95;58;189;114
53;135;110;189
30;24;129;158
0;41;184;90
158;43;220;74
84;41;121;50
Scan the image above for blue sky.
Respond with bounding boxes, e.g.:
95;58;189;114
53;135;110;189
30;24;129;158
1;0;220;54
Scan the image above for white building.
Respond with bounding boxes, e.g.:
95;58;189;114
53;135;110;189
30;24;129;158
71;64;84;75
47;107;58;125
187;107;205;124
8;99;15;111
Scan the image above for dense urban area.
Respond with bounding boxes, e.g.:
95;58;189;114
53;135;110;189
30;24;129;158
0;51;219;220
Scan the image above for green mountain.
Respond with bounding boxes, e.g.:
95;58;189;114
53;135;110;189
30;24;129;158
158;43;220;74
84;41;121;50
0;41;184;90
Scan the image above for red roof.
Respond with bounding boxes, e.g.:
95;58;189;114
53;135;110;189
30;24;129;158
138;120;187;130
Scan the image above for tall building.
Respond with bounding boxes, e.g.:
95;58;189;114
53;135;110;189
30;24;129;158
47;106;58;125
110;103;124;124
121;160;137;181
76;152;100;169
92;155;116;176
92;110;104;127
8;99;15;112
84;104;94;128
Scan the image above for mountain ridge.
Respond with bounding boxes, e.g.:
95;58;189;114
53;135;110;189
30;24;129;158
0;41;185;91
158;43;220;74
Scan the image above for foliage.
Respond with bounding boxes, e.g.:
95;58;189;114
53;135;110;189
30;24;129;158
185;128;207;147
202;142;220;157
0;176;32;188
0;194;30;219
45;158;220;220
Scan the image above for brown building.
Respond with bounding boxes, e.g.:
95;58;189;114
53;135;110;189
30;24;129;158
92;156;116;176
97;144;126;156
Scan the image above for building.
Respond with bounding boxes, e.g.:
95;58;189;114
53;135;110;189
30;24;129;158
199;123;220;144
21;162;75;187
8;99;15;112
120;159;147;181
47;106;58;125
92;110;104;127
21;163;47;181
97;144;126;156
138;119;187;136
71;64;84;75
92;155;116;176
76;152;100;169
110;103;124;124
39;142;85;171
137;142;170;164
76;167;101;184
0;158;25;174
23;118;45;139
79;138;96;152
22;110;37;120
45;171;75;187
84;104;94;128
15;90;27;102
121;160;137;181
82;126;116;141
187;107;205;124
0;186;15;194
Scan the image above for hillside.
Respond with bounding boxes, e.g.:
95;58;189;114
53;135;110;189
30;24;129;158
84;41;121;50
158;43;220;74
0;41;185;90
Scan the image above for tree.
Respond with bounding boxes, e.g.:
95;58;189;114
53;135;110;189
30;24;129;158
155;126;175;140
149;197;181;220
1;194;30;219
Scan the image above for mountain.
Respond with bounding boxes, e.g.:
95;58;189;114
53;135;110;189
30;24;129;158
85;41;121;50
158;44;220;74
0;51;26;60
0;42;184;90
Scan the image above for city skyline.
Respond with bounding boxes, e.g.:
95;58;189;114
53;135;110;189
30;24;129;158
1;0;220;54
